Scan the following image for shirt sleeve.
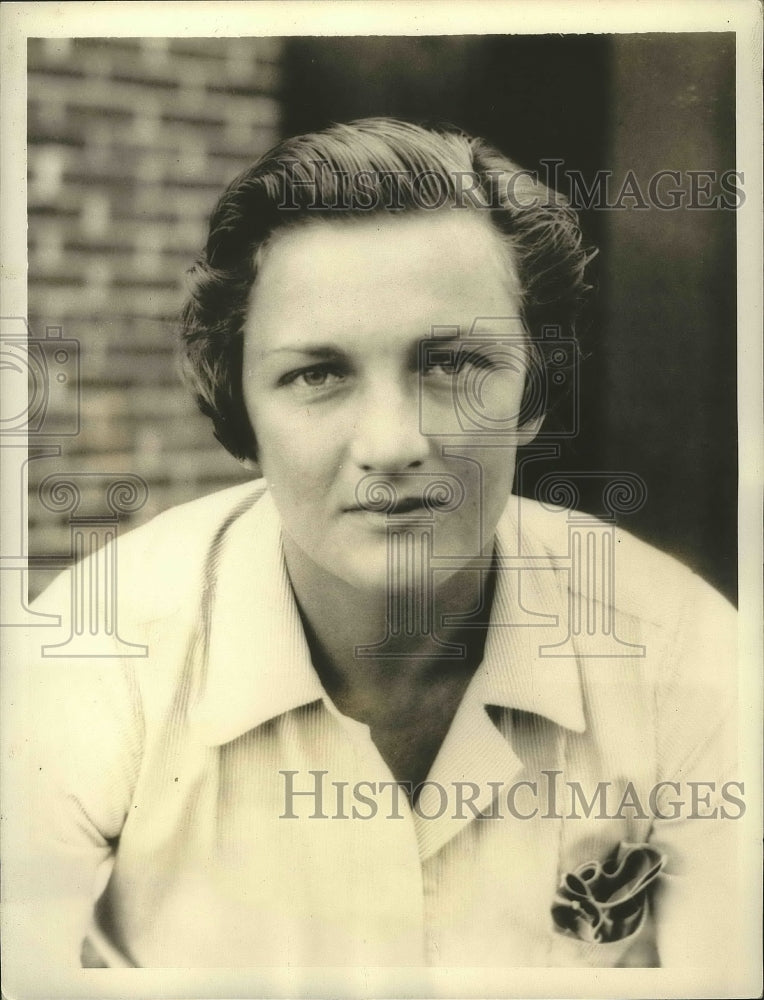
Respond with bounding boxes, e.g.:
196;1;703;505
6;568;143;981
647;571;749;983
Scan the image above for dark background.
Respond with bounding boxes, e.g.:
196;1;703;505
28;34;737;602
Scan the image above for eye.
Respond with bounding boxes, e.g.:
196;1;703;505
279;364;347;391
296;369;335;388
422;346;496;377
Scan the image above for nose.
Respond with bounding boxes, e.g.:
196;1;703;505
349;379;430;472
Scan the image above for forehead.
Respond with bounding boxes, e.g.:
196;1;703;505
246;211;523;349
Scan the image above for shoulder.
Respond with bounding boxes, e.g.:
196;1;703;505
508;494;737;724
507;493;735;631
33;479;269;626
117;478;267;565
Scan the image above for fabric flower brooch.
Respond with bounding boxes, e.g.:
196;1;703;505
551;843;666;944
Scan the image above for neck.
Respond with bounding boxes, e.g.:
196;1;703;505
282;532;496;716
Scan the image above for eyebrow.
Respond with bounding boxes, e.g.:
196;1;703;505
263;330;464;355
262;345;346;359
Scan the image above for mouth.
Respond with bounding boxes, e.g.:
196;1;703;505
345;495;448;516
388;495;428;515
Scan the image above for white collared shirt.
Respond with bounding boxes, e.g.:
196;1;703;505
11;483;743;972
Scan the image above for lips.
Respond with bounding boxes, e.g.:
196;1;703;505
346;496;423;513
346;494;451;515
387;496;428;514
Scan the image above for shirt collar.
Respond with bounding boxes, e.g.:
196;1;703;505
472;493;586;734
188;489;325;746
189;488;585;747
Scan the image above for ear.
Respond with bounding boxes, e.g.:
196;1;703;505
515;412;544;446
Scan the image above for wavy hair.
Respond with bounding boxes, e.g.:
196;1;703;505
179;118;595;461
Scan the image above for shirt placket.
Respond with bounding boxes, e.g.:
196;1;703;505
320;697;429;965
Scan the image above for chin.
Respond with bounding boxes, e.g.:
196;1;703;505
338;560;392;594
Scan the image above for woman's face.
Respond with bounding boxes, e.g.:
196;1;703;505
242;211;537;592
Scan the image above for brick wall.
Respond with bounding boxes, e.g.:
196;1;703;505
27;37;282;597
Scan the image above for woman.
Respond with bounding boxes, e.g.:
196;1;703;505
19;119;740;972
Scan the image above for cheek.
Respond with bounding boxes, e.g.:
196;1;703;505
477;371;526;421
254;414;344;501
468;449;517;522
441;368;526;437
